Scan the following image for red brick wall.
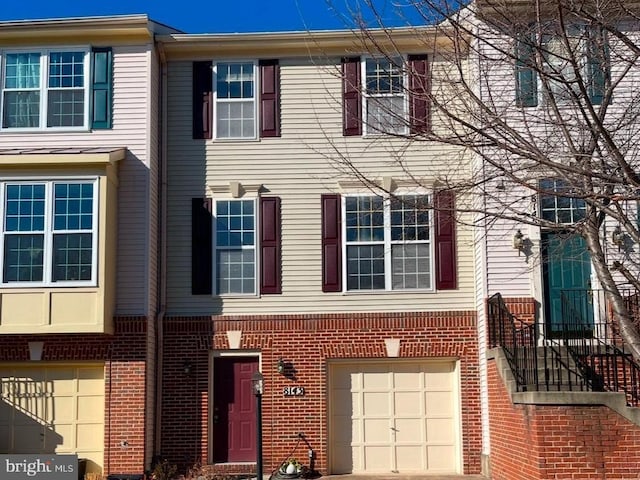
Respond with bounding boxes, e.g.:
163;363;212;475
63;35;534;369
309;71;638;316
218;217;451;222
488;358;640;480
0;316;150;476
160;311;482;475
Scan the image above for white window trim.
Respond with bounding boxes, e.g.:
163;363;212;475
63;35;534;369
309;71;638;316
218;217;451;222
0;176;99;287
212;197;259;297
341;191;434;293
0;47;91;132
212;60;259;141
361;56;408;137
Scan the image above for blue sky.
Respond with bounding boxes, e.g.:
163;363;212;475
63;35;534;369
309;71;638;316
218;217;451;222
0;0;427;34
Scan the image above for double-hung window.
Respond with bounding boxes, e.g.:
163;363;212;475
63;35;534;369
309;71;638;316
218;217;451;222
215;199;256;294
515;25;608;107
363;57;407;135
1;49;89;130
0;179;98;286
214;62;257;140
344;194;431;291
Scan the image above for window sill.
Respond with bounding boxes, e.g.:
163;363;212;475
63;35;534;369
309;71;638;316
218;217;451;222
342;288;436;295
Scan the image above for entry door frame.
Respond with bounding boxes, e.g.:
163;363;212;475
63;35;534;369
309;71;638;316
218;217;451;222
209;351;261;464
540;230;596;338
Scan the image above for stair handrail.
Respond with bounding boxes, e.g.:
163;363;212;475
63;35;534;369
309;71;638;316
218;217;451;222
488;293;538;390
560;289;640;406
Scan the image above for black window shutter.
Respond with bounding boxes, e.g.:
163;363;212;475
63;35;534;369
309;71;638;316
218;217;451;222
259;59;281;137
90;47;113;129
408;54;430;134
321;194;342;292
260;196;282;294
434;190;457;290
192;197;213;294
193;61;213;139
342;57;362;136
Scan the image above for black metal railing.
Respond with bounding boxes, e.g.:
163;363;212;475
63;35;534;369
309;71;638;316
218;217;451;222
488;290;640;406
558;289;640;407
488;293;586;392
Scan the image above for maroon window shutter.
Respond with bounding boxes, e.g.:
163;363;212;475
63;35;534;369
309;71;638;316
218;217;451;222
192;197;213;294
259;59;280;138
342;57;362;136
434;190;457;290
260;196;282;294
193;61;212;139
408;54;431;134
321;194;342;292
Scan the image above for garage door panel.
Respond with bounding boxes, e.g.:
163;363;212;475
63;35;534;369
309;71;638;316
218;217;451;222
425;391;454;416
362;392;390;415
77;424;103;449
395;391;421;415
362;371;391;389
53;396;74;421
363;418;391;443
77;395;103;420
426;418;455;443
0;365;104;474
428;446;457;471
52;424;73;449
396;445;424;470
395;417;423;442
394;368;422;388
331;360;460;475
364;445;392;471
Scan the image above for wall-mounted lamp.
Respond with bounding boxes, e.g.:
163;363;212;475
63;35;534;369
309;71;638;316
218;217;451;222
612;225;624;250
182;360;193;375
277;358;285;375
512;229;525;255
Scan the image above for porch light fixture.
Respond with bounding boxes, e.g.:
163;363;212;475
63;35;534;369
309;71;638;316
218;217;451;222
612;225;624;249
182;360;193;375
277;358;285;375
513;229;525;255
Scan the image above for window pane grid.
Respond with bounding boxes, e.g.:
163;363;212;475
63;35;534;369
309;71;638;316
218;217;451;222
364;58;405;135
53;233;92;281
215;200;256;295
346;245;385;290
3;234;44;282
215;62;255;139
345;194;432;291
539;178;586;223
392;244;431;289
1;181;96;285
1;50;86;130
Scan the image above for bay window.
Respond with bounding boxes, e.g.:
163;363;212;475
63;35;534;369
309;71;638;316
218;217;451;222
1;179;97;286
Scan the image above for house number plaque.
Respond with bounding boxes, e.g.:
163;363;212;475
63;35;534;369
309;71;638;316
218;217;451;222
283;386;305;396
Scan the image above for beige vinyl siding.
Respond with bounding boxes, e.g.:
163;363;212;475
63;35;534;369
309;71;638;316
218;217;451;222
0;44;154;316
165;58;475;315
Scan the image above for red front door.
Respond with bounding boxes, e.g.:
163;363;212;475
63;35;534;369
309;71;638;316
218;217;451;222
213;357;258;462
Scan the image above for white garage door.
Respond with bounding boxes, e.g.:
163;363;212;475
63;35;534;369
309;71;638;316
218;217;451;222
0;365;105;473
330;360;460;474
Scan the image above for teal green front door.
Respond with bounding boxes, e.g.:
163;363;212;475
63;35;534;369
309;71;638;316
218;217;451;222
541;232;594;335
